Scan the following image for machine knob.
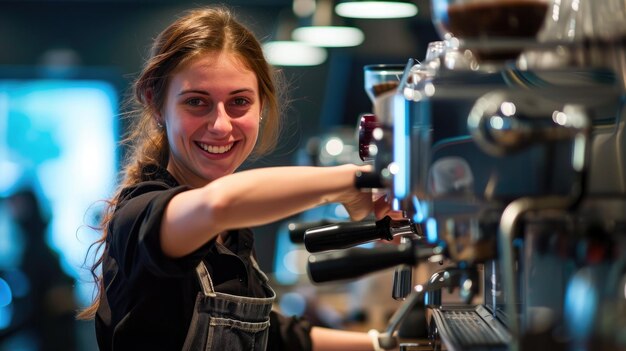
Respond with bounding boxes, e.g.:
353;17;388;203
358;113;380;162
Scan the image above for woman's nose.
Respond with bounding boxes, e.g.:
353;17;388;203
209;104;233;134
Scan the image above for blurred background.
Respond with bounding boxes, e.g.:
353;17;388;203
0;0;439;349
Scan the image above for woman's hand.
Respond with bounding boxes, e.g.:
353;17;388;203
334;169;406;222
373;193;405;220
332;165;374;221
336;188;374;222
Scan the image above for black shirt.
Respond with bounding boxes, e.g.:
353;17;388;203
95;166;312;350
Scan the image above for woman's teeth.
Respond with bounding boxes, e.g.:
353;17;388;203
199;142;233;154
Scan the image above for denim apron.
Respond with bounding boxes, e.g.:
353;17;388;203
181;256;276;351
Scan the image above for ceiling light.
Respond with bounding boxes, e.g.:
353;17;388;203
293;0;316;17
262;41;328;66
335;1;418;19
291;0;365;48
292;26;364;47
263;8;328;66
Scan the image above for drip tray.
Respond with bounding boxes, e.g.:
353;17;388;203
430;305;511;351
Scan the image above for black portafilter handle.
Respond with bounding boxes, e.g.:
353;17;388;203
304;216;398;253
307;242;439;283
288;219;336;244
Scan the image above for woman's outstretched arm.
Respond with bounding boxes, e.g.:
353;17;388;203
311;326;394;351
160;164;373;258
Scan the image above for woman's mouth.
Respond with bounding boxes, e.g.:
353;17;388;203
196;141;235;155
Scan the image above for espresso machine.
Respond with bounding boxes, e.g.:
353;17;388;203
299;0;626;350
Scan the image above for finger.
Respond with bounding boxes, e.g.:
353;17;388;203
345;192;374;221
373;195;392;218
373;196;405;220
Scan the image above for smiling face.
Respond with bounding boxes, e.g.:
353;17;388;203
161;51;261;187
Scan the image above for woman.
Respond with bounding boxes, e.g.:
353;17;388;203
78;6;392;351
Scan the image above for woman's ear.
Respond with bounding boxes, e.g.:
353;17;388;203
145;88;163;125
259;99;265;123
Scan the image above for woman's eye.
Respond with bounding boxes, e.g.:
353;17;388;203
185;98;206;107
231;97;250;106
226;97;253;117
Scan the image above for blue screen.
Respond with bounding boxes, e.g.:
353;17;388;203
0;78;118;310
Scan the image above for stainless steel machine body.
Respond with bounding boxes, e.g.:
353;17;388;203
302;1;626;350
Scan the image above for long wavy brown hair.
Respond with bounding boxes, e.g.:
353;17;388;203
77;5;283;320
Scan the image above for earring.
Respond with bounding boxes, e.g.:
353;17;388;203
157;121;164;128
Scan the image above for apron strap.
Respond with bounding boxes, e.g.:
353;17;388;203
250;254;270;284
195;252;269;296
195;261;217;297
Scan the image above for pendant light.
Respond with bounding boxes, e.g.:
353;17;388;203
262;7;328;66
291;0;365;48
263;41;328;66
335;0;418;19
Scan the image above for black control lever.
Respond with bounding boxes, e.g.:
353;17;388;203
392;264;413;301
304;216;421;253
307;242;441;283
392;235;414;301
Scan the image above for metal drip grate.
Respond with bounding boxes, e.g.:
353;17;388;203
431;306;510;351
